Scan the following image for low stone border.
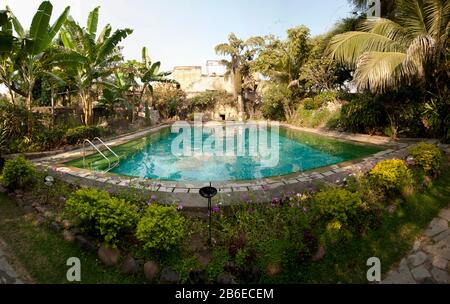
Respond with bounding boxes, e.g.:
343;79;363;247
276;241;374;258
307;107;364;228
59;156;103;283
31;123;443;207
381;206;450;284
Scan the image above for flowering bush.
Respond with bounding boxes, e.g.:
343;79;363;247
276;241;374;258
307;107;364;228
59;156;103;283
369;159;413;192
66;188;139;245
408;143;443;174
136;204;185;251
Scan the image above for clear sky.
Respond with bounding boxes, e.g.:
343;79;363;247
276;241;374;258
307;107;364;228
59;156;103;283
2;0;354;72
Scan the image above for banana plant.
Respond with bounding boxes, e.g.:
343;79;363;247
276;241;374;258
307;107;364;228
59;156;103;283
7;1;70;132
139;47;178;124
0;8;16;103
58;6;133;125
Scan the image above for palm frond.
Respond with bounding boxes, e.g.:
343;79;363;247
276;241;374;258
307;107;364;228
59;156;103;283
398;0;428;38
354;51;406;93
403;34;437;77
215;43;235;56
327;31;402;67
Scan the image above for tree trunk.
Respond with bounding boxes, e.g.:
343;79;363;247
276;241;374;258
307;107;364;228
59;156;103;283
27;85;33;135
8;87;15;105
81;92;92;125
50;87;55;129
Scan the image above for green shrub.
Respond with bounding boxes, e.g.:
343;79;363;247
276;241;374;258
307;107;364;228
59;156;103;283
65;126;104;145
408;143;443;174
311;188;363;224
1;156;35;189
369;159;413;192
302;98;319;110
136;204;185;251
66;188;139;245
29;128;66;151
339;96;387;134
311;188;365;244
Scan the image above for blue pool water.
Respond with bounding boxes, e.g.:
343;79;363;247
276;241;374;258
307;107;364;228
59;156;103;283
107;126;382;182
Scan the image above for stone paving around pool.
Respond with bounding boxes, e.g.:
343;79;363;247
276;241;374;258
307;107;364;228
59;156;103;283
30;123;448;207
382;206;450;284
0;239;24;284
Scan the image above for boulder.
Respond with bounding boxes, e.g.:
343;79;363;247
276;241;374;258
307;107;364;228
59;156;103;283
160;267;180;284
312;246;326;262
266;263;282;277
120;257;137;275
98;245;121;266
63;230;75;242
216;272;236;284
143;261;159;281
75;235;96;252
189;269;207;284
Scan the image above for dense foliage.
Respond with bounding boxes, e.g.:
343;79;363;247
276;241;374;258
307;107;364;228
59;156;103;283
136;204;185;252
408;142;444;174
66;188;139;245
1;156;35;189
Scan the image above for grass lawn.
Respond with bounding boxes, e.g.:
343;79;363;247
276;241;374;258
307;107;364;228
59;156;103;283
0;171;449;284
0;193;148;284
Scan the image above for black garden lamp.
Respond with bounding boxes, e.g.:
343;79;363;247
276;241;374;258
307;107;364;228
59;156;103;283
199;182;217;246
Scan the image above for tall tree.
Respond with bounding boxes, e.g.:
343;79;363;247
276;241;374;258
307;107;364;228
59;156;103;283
58;7;133;125
215;33;264;119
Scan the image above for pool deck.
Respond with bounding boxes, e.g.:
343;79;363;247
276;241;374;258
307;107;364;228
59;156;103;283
31;122;442;208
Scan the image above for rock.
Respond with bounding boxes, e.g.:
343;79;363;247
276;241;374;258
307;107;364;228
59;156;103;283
32;215;46;226
432;256;448;270
425;218;448;237
438;208;450;221
432;230;450;243
143;261;159;281
98;245;121;266
160;267;180;284
223;261;236;273
23;206;34;214
63;230;75;242
266;263;282;277
407;251;427;267
75;235;96;252
431;267;450;283
189;269;207;284
120;257;137;275
216;272;236;284
49;222;61;233
312;246;326;262
411;265;432;282
197;252;211;267
34;206;47;214
62;220;72;230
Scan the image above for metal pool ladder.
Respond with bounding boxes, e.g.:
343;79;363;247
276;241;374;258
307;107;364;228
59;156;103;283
82;137;120;172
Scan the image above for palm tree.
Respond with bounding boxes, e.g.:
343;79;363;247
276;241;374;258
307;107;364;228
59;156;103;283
328;0;449;98
139;47;178;125
58;7;132;125
215;33;264;119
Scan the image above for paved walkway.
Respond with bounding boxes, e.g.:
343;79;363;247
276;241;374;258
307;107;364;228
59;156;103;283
382;207;450;284
0;240;23;284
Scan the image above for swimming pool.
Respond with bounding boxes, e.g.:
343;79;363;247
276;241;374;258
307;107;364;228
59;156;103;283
66;125;383;182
